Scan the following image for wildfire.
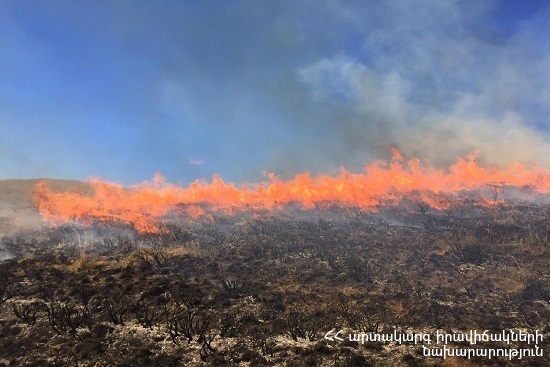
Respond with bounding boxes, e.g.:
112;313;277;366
34;150;548;233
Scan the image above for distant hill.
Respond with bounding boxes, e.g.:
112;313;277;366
0;179;90;236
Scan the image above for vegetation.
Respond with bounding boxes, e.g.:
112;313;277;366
0;200;548;366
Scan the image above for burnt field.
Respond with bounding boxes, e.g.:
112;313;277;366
0;200;548;366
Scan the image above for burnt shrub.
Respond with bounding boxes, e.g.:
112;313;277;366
343;353;372;367
522;276;549;301
313;342;331;354
451;241;490;265
90;323;114;339
240;348;263;362
402;353;420;367
12;301;42;325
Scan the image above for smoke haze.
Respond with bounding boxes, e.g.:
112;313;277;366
0;0;548;183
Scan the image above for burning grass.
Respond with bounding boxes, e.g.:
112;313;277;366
0;153;548;366
34;150;548;233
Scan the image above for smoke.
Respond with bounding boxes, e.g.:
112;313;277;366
124;0;550;180
0;247;13;261
1;0;549;183
272;0;550;173
295;56;550;168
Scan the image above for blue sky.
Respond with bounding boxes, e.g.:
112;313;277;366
1;0;549;184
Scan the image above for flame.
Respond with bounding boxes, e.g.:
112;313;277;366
34;150;548;233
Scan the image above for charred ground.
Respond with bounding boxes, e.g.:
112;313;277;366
0;196;548;366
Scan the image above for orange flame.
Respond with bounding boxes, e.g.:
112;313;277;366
34;150;548;233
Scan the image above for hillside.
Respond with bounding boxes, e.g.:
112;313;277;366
0;198;548;366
